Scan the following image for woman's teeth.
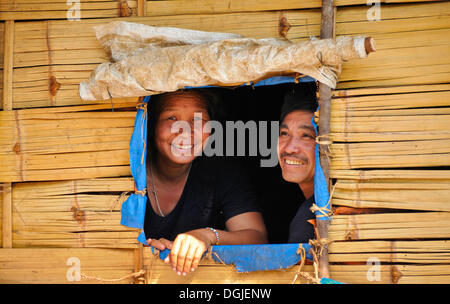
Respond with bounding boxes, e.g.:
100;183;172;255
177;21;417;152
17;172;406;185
172;144;193;150
285;159;304;165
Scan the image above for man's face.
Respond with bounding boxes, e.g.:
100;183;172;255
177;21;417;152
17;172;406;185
277;110;316;186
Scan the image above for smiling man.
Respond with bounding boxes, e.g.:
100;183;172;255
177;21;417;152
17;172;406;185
277;87;318;243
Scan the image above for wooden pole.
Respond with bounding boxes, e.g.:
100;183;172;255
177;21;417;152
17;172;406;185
2;20;14;248
316;0;334;279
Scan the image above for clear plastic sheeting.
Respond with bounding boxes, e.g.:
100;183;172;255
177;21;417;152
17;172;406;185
79;21;369;101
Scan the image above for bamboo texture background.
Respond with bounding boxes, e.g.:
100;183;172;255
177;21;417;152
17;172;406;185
0;0;449;284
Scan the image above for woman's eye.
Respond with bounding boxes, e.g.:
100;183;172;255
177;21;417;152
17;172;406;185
167;116;177;121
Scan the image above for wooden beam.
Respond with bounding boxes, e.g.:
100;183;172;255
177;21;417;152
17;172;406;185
316;0;334;279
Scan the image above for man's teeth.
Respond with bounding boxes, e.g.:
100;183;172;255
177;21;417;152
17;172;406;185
285;159;304;165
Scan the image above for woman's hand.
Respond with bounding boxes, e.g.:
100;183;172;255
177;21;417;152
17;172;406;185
146;238;173;251
167;228;216;276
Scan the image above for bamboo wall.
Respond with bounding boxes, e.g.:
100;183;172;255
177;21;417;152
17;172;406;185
0;0;449;284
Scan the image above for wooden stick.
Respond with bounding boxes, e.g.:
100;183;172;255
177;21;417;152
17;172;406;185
2;20;14;248
316;0;335;280
3;20;14;111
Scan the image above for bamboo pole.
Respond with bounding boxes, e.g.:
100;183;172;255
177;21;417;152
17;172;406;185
316;0;335;280
2;20;14;249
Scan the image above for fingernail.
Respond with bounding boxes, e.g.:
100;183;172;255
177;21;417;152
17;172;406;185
177;271;181;276
182;272;187;276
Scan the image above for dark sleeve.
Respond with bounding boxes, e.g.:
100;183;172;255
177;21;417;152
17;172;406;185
287;197;316;243
214;157;261;223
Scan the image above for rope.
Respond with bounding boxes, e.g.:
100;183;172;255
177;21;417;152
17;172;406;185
315;134;333;146
309;238;332;256
309;182;336;219
292;244;321;284
310;204;333;219
315;133;334;163
81;269;146;283
109;188;147;212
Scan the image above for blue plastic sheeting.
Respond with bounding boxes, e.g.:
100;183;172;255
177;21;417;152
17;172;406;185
253;75;315;87
320;277;345;284
312;109;331;221
146;243;313;273
184;75;315;91
210;243;313;273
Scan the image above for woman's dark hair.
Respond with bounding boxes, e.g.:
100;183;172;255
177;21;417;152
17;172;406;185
147;88;220;155
280;83;318;123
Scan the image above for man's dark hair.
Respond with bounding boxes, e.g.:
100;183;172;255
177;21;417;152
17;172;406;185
280;84;318;123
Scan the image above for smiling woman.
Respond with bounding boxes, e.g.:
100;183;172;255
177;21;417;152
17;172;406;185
143;89;268;276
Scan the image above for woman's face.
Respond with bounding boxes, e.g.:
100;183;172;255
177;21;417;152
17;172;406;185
153;93;211;166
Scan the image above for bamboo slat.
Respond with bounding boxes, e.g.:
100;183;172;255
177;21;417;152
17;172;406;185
0;184;4;247
331;178;450;211
0;246;448;283
329;212;450;241
2;21;13;111
145;0;444;17
0;104;135;182
330;240;450;254
11;178;138;248
329;240;450;265
0;248;136;284
330;169;450;180
335;2;450;88
0;1;138;20
11;10;319;108
333;83;450;97
330;139;450;170
0;0;442;21
330;264;450;284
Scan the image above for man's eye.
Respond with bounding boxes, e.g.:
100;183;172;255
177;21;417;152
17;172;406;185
280;131;288;136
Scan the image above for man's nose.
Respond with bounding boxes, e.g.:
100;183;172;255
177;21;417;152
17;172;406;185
283;137;302;154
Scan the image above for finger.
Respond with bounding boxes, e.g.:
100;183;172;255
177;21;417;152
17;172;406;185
183;244;198;275
149;239;166;251
176;238;191;275
160;238;173;250
191;245;206;272
170;236;184;272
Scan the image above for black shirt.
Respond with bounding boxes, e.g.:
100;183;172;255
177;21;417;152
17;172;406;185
287;196;316;243
258;164;315;244
144;156;260;241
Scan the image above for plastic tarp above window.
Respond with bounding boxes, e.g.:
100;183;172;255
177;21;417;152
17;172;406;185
79;21;370;101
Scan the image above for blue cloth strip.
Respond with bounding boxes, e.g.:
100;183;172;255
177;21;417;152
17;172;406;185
312;108;331;221
120;96;150;229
